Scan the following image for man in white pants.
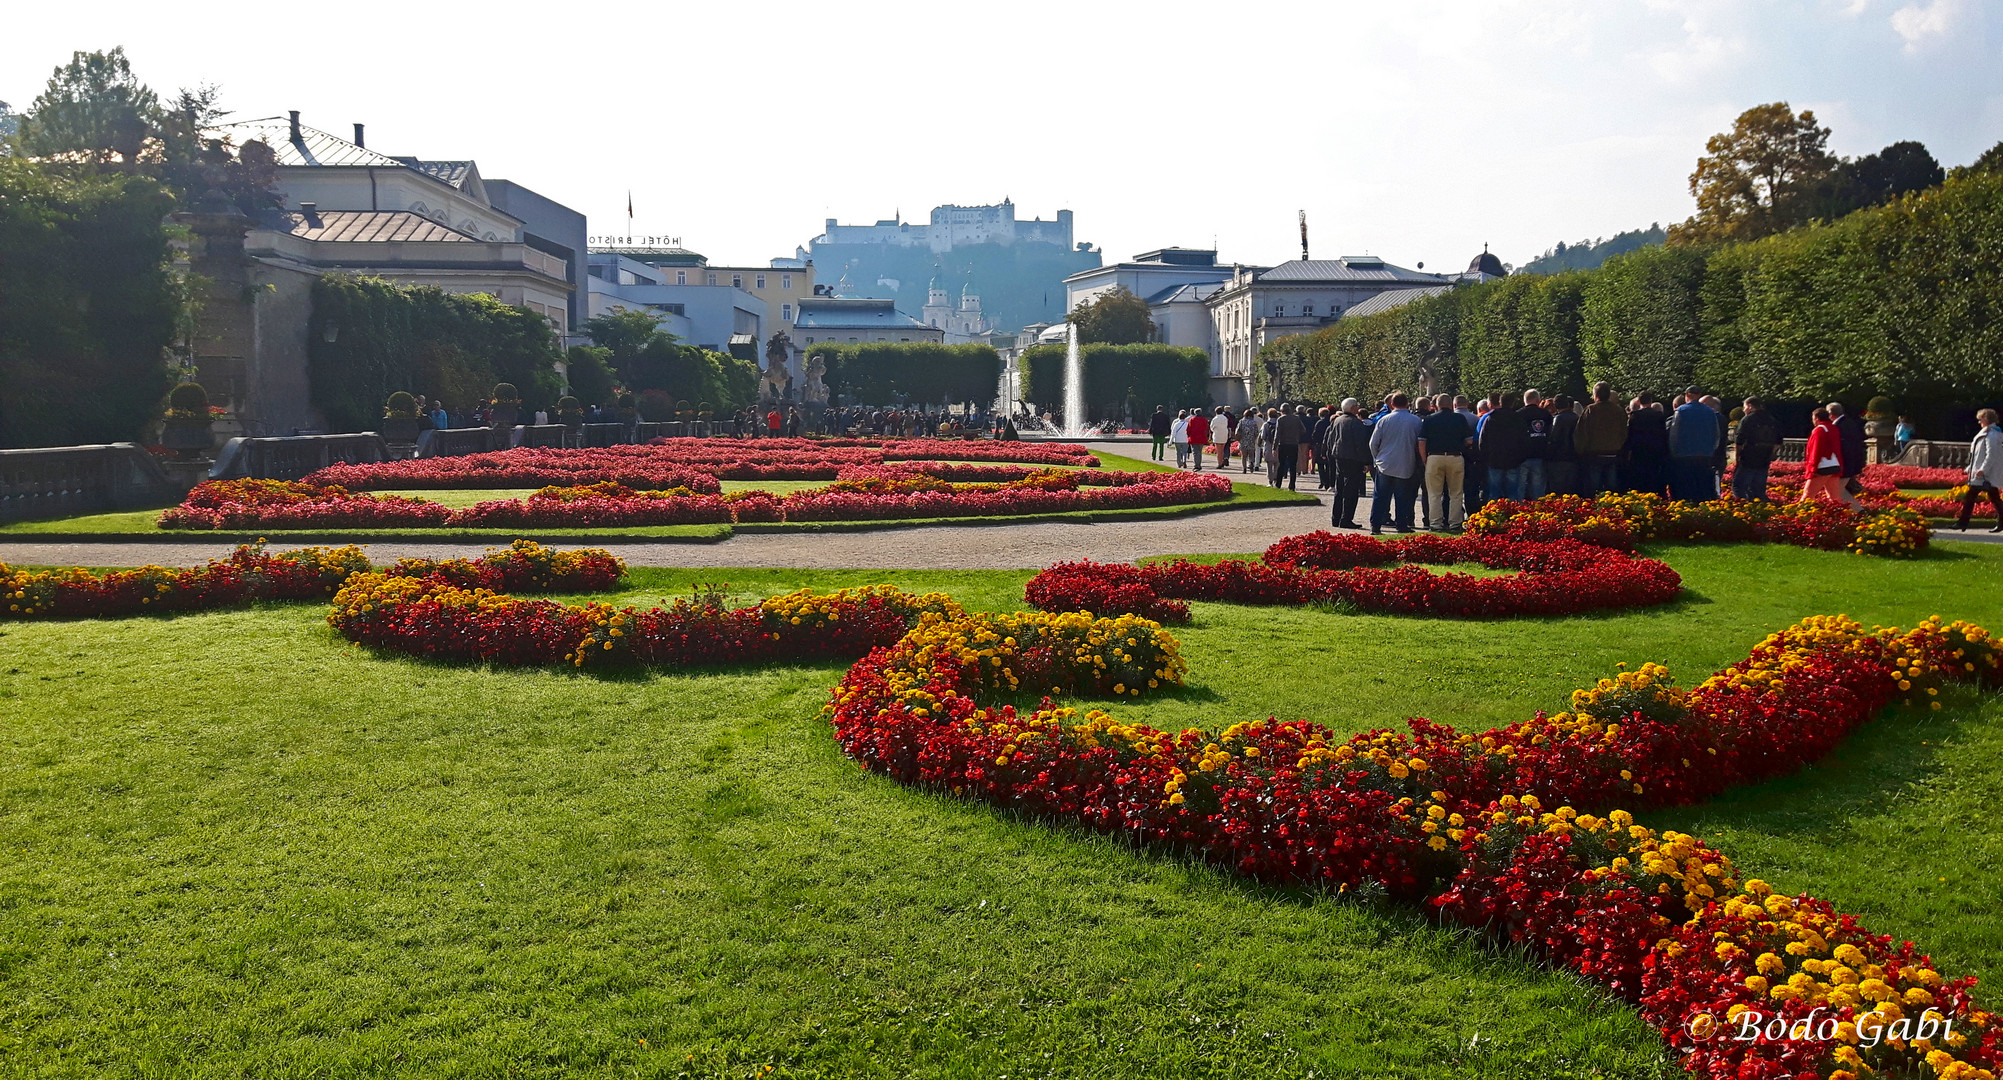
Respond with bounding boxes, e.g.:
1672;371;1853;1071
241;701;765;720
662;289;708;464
1419;393;1474;531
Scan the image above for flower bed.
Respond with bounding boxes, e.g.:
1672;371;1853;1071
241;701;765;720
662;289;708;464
1;539;620;619
327;578;966;669
1024;531;1682;621
165;469;1233;530
300;438;1099;490
1466;492;1931;557
828;606;2002;1080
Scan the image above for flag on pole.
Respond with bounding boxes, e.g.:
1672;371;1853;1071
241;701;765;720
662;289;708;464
626;190;633;218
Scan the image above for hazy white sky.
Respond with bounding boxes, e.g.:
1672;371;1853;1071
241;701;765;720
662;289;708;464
4;0;1998;272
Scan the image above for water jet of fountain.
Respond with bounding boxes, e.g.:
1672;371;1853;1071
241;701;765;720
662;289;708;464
1062;322;1087;439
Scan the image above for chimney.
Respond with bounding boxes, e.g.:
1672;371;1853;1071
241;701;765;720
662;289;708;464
288;110;301;142
353;123;365;147
300;202;320;226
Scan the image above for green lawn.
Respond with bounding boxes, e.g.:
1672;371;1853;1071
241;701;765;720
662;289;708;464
4;544;2001;1079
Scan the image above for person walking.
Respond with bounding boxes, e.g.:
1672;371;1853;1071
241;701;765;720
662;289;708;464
1576;382;1627;496
1330;399;1372;528
1732;397;1781;500
1369;394;1424;534
1148;406;1171;460
1170;409;1191;469
1210;406;1234;469
1271;405;1307;490
1479;391;1530;501
1185;409;1210;472
1310;406;1336;489
1830;402;1868;496
1419;392;1472;531
1957;408;2003;532
1667;387;1720;501
1238;408;1264;474
1263;407;1282;485
1799;408;1861;507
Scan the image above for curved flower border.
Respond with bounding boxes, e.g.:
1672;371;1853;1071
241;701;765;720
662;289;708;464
2;540;623;619
1025;530;1683;622
1467;492;1931;558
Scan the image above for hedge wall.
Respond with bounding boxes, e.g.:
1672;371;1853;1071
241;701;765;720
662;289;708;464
1018;343;1210;417
308;274;563;431
801;342;1002;406
1256;170;2003;430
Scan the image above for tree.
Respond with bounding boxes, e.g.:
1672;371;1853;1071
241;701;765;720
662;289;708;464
1808;140;1944;221
584;307;753;410
19;48;159;168
0;101;17;156
1950;139;2003;181
1670;103;1836;245
1067;286;1156;344
564;345;618;406
152;84;280;215
584;307;665;359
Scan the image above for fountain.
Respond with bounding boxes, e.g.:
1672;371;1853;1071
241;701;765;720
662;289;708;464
1061;322;1089;439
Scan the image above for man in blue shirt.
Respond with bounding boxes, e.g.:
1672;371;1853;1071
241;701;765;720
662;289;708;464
1368;393;1424;534
1667;385;1721;501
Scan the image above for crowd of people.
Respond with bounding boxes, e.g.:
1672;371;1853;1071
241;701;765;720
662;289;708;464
1145;388;2003;535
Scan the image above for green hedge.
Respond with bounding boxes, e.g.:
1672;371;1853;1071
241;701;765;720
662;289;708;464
308;274;563;431
0;159;177;448
1019;343;1210;417
1255;171;2003;425
802;342;1001;405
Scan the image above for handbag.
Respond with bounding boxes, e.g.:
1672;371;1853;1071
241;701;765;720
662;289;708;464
1815;453;1841;477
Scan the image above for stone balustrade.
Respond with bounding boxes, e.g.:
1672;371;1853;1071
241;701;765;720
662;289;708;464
0;443;192;523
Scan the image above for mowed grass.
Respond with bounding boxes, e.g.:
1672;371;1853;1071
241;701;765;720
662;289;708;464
3;544;2002;1079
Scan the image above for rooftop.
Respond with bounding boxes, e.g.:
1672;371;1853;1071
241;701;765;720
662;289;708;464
264;209;478;243
1251;257;1448;285
1341;285;1452;319
795;296;930;330
217;116;406;168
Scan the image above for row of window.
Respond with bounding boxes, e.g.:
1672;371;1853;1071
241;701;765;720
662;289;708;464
670;271;797;292
1270;302;1340;317
801;336;920;344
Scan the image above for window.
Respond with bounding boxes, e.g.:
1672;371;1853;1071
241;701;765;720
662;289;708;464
732;274;743;288
1272;301;1285;316
756;274;767;289
782;274;792;289
1302;303;1314;316
676;271;687;285
707;273;717;286
781;303;792;320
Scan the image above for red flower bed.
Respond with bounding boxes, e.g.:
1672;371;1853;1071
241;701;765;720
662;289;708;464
301;438;1098;489
1467;492;1930;557
2;540;621;619
164;470;1231;529
160;479;452;530
1762;461;1965;493
1025;531;1682;620
827;605;2003;1080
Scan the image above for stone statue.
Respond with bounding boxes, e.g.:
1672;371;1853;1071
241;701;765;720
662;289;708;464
802;353;829;406
759;331;794;404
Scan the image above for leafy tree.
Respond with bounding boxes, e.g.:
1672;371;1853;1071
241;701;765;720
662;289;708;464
1519;225;1666;275
1580;244;1711;397
19;48;159;168
0;101;18;156
563;345;618;406
151;84;280;215
1807;140;1944;221
1067;286;1156;345
584;307;665;360
1670;103;1836;244
0;158;178;447
804;342;1002;405
1020;343;1206;414
585;307;753;410
1952;139;2003;180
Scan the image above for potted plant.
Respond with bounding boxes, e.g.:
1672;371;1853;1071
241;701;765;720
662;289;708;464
489;382;521;428
383;391;420;443
161;382;215;459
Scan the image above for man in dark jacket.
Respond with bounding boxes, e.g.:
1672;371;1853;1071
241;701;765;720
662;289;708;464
1148;406;1172;461
1545;395;1580;496
1733;396;1781;500
1479;392;1530;500
1830;402;1867;492
1624;394;1669;495
1519;390;1552;499
1330;398;1373;527
1575;382;1628;495
1270;407;1307;490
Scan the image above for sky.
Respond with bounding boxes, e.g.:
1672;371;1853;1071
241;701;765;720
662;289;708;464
4;0;1999;275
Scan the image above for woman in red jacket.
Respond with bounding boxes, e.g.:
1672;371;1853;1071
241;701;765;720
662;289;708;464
1184;410;1210;471
1798;408;1860;507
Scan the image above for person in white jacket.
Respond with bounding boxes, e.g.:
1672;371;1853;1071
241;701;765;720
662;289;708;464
1957;408;2003;532
1169;410;1191;469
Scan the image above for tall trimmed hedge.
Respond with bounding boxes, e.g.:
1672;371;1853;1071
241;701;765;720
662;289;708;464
1019;343;1210;416
1255;170;2003;431
308;274;563;431
0;159;178;447
802;342;1002;405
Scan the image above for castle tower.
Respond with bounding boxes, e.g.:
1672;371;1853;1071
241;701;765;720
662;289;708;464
922;266;952;329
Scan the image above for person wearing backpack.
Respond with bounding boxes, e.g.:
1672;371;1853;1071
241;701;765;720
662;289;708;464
1732;396;1782;501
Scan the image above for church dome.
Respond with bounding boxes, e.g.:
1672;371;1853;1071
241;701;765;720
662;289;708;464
1467;247;1506;278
